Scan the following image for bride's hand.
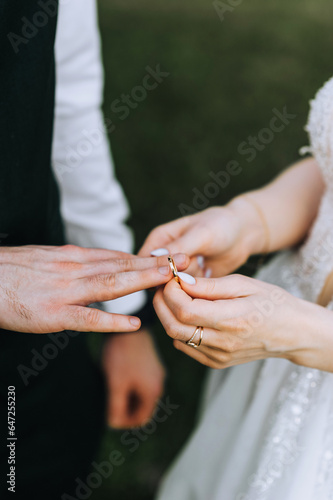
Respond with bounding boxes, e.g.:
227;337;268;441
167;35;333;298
139;198;266;277
153;273;323;370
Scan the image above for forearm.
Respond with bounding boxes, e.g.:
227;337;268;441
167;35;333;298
229;157;325;255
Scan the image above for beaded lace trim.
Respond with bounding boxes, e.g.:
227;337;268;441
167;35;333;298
237;367;324;499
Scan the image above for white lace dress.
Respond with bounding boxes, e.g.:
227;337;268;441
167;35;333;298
156;77;333;500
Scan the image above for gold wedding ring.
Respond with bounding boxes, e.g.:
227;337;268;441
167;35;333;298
168;256;203;348
168;255;180;284
186;326;204;348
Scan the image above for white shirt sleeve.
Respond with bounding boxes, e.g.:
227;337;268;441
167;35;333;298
51;0;146;315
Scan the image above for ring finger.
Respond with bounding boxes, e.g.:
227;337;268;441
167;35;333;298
153;287;227;348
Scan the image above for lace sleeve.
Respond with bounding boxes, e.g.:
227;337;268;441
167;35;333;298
303;78;333;192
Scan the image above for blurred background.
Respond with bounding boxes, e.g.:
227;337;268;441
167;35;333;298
91;0;333;498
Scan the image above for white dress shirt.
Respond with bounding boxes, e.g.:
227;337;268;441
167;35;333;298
52;0;146;315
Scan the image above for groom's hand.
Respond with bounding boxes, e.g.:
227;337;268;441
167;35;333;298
0;245;189;334
103;328;165;429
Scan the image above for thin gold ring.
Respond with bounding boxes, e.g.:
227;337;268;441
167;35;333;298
168;255;180;284
186;326;204;348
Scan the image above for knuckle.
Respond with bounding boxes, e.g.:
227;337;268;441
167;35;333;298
218;351;231;364
161;316;182;340
177;306;192;325
84;308;102;329
56;261;83;272
87;274;102;288
221;317;247;334
169;322;186;341
169;301;181;319
113;271;136;295
118;258;134;272
221;337;238;353
234;317;249;334
215;316;226;331
93;273;116;290
60;244;78;253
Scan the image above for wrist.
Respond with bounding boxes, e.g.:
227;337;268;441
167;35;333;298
287;299;333;372
227;195;269;257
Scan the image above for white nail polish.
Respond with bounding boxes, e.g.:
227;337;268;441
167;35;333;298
197;255;205;269
151;248;169;257
178;272;196;285
205;268;212;278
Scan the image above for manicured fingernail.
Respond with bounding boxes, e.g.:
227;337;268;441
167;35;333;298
158;266;170;276
178;272;196;285
205;268;212;278
151;248;169;257
130;317;141;327
197;255;205;269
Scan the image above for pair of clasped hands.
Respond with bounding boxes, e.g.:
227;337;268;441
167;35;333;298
0;202;317;428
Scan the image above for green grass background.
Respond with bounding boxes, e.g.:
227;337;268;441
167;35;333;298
91;0;333;498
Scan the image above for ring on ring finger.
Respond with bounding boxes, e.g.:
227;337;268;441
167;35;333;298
186;326;204;348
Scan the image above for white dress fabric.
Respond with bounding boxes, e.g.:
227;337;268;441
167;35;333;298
157;77;333;500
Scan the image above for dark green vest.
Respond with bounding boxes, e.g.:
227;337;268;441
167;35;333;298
0;0;64;246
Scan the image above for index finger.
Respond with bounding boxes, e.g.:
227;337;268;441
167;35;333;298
74;263;182;305
80;253;190;277
160;279;238;330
